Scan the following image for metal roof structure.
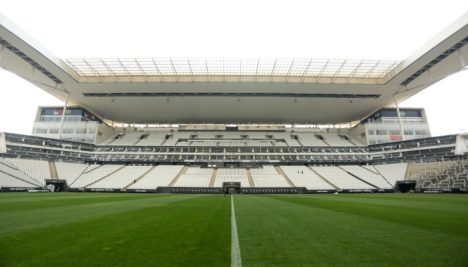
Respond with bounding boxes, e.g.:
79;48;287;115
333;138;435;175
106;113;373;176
0;12;467;124
64;58;400;83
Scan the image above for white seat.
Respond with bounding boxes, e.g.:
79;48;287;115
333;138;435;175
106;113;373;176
280;166;334;190
312;166;374;190
128;165;184;189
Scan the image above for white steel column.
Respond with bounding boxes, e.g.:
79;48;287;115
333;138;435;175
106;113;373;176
0;44;4;63
394;94;405;141
58;93;70;139
459;50;466;69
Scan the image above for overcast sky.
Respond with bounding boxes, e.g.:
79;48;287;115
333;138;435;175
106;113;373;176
0;0;467;135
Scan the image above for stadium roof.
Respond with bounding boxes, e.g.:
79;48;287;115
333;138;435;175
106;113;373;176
64;58;400;83
0;12;467;124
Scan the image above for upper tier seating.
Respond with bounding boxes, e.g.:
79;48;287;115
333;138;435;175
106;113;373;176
280;166;335;190
97;130;363;147
135;132;167;146
321;133;357;146
285;139;301;147
296;133;328;146
106;132;142;146
312;166;375;190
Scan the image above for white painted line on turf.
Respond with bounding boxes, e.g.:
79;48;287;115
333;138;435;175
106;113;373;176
231;195;242;267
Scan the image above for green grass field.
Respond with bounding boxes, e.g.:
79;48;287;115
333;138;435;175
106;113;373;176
0;193;467;266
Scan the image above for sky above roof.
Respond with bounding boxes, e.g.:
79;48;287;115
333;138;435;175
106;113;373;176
0;0;467;135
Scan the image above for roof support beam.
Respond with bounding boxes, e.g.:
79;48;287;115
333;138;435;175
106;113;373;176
270;59;278;82
117;59;131;76
151;58;164;82
187;58;194;82
58;93;70;140
394;94;405;141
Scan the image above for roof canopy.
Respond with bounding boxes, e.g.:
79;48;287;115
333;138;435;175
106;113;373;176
0;12;467;124
65;58;400;83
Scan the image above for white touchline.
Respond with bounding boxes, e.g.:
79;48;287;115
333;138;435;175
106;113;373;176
231;195;242;267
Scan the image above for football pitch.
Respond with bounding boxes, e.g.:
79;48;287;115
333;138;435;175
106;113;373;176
0;193;467;266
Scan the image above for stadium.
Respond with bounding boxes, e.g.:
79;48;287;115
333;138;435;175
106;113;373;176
0;6;468;267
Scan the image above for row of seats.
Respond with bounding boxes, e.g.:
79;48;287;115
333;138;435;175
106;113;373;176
215;168;250;187
55;162;89;184
407;160;467;190
106;132;168;146
341;165;393;189
250;166;290;187
174;167;213;187
312;166;375;190
70;165;123;188
281;166;335;190
127;165;184;189
0;158;42;188
89;166;152;189
0;158;410;191
280;164;406;190
6;158;50;183
101;131;362;147
373;163;407;185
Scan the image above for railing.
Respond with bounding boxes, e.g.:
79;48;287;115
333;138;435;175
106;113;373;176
1;132;462;165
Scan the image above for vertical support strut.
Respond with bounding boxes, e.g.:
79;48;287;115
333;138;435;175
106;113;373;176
394;94;405;141
58;93;70;139
459;50;466;69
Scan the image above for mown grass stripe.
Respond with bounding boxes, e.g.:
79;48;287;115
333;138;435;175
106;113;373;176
0;194;231;267
235;194;468;266
0;194;202;237
268;194;468;237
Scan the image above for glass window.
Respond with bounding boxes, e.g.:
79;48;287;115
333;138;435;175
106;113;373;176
415;130;429;135
65;116;81;122
376;130;387;135
33;129;48;134
75;129;86;134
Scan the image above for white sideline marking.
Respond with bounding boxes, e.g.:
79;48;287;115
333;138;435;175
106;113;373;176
231;195;242;267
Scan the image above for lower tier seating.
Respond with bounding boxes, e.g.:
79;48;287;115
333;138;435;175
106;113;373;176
250;166;290;187
214;168;250;187
407;160;467;190
374;163;408;186
280;166;335;190
0;158;43;187
340;165;393;190
173;167;213;187
126;165;184;190
4;157;467;192
89;165;153;189
311;166;375;190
